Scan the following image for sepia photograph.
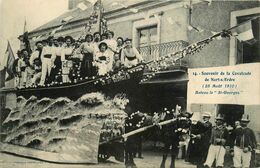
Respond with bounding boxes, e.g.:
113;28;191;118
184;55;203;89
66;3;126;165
0;0;259;167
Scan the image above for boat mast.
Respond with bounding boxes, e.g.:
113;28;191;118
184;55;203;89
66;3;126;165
92;0;106;34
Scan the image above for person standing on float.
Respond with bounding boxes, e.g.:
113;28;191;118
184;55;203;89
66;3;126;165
29;41;43;86
21;49;33;87
78;34;95;78
94;42;111;76
93;32;101;52
103;31;117;71
61;36;74;83
39;36;55;86
121;38;143;68
51;36;65;83
16;50;27;88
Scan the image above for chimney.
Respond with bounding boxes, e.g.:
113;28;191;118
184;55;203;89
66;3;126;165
68;0;85;10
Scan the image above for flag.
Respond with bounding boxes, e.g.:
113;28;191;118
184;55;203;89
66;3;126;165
233;21;254;42
3;41;15;81
129;8;138;13
62;16;73;23
77;2;88;11
51;25;63;35
85;0;98;5
22;20;32;54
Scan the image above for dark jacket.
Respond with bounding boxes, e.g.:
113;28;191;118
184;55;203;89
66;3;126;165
231;127;257;150
209;125;229;146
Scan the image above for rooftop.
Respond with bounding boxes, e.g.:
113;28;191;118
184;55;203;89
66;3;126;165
28;0;179;37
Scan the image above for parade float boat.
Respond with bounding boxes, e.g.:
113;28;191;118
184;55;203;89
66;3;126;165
0;0;238;164
14;64;145;100
0;29;230;164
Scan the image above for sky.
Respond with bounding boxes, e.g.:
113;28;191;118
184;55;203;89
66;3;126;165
0;0;68;68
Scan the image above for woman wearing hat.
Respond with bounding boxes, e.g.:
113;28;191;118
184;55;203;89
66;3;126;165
121;38;143;68
94;42;111;76
103;31;117;71
78;34;95;78
60;36;74;83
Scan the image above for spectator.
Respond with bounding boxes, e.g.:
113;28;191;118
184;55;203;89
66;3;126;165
230;114;257;168
204;114;229;168
187;112;213;168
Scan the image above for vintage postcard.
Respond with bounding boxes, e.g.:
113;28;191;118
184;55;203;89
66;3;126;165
0;0;259;168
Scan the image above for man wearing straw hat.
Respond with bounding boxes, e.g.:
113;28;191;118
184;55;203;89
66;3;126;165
230;114;257;168
204;114;229;168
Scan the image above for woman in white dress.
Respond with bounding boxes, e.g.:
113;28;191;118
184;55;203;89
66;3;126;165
103;31;117;70
94;42;112;76
121;38;143;68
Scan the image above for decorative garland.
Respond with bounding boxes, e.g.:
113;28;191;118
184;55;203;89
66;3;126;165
140;30;232;82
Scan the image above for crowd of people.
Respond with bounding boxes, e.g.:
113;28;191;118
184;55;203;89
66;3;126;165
185;113;257;168
14;30;143;88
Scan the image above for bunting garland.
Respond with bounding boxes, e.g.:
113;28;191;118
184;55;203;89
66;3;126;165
140;30;232;82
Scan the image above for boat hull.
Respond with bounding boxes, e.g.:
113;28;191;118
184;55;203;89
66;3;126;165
16;65;144;100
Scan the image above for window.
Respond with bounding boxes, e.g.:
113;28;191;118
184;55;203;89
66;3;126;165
137;25;159;60
236;15;260;64
132;17;161;61
138;25;158;47
230;7;260;65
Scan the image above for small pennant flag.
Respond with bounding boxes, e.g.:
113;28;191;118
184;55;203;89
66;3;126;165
211;31;222;40
62;16;73;23
51;25;63;35
167;17;174;25
202;0;212;6
111;2;119;7
143;11;150;20
188;25;194;31
129;8;138;13
77;2;88;11
85;0;98;5
121;4;128;8
234;21;254;42
196;26;204;33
